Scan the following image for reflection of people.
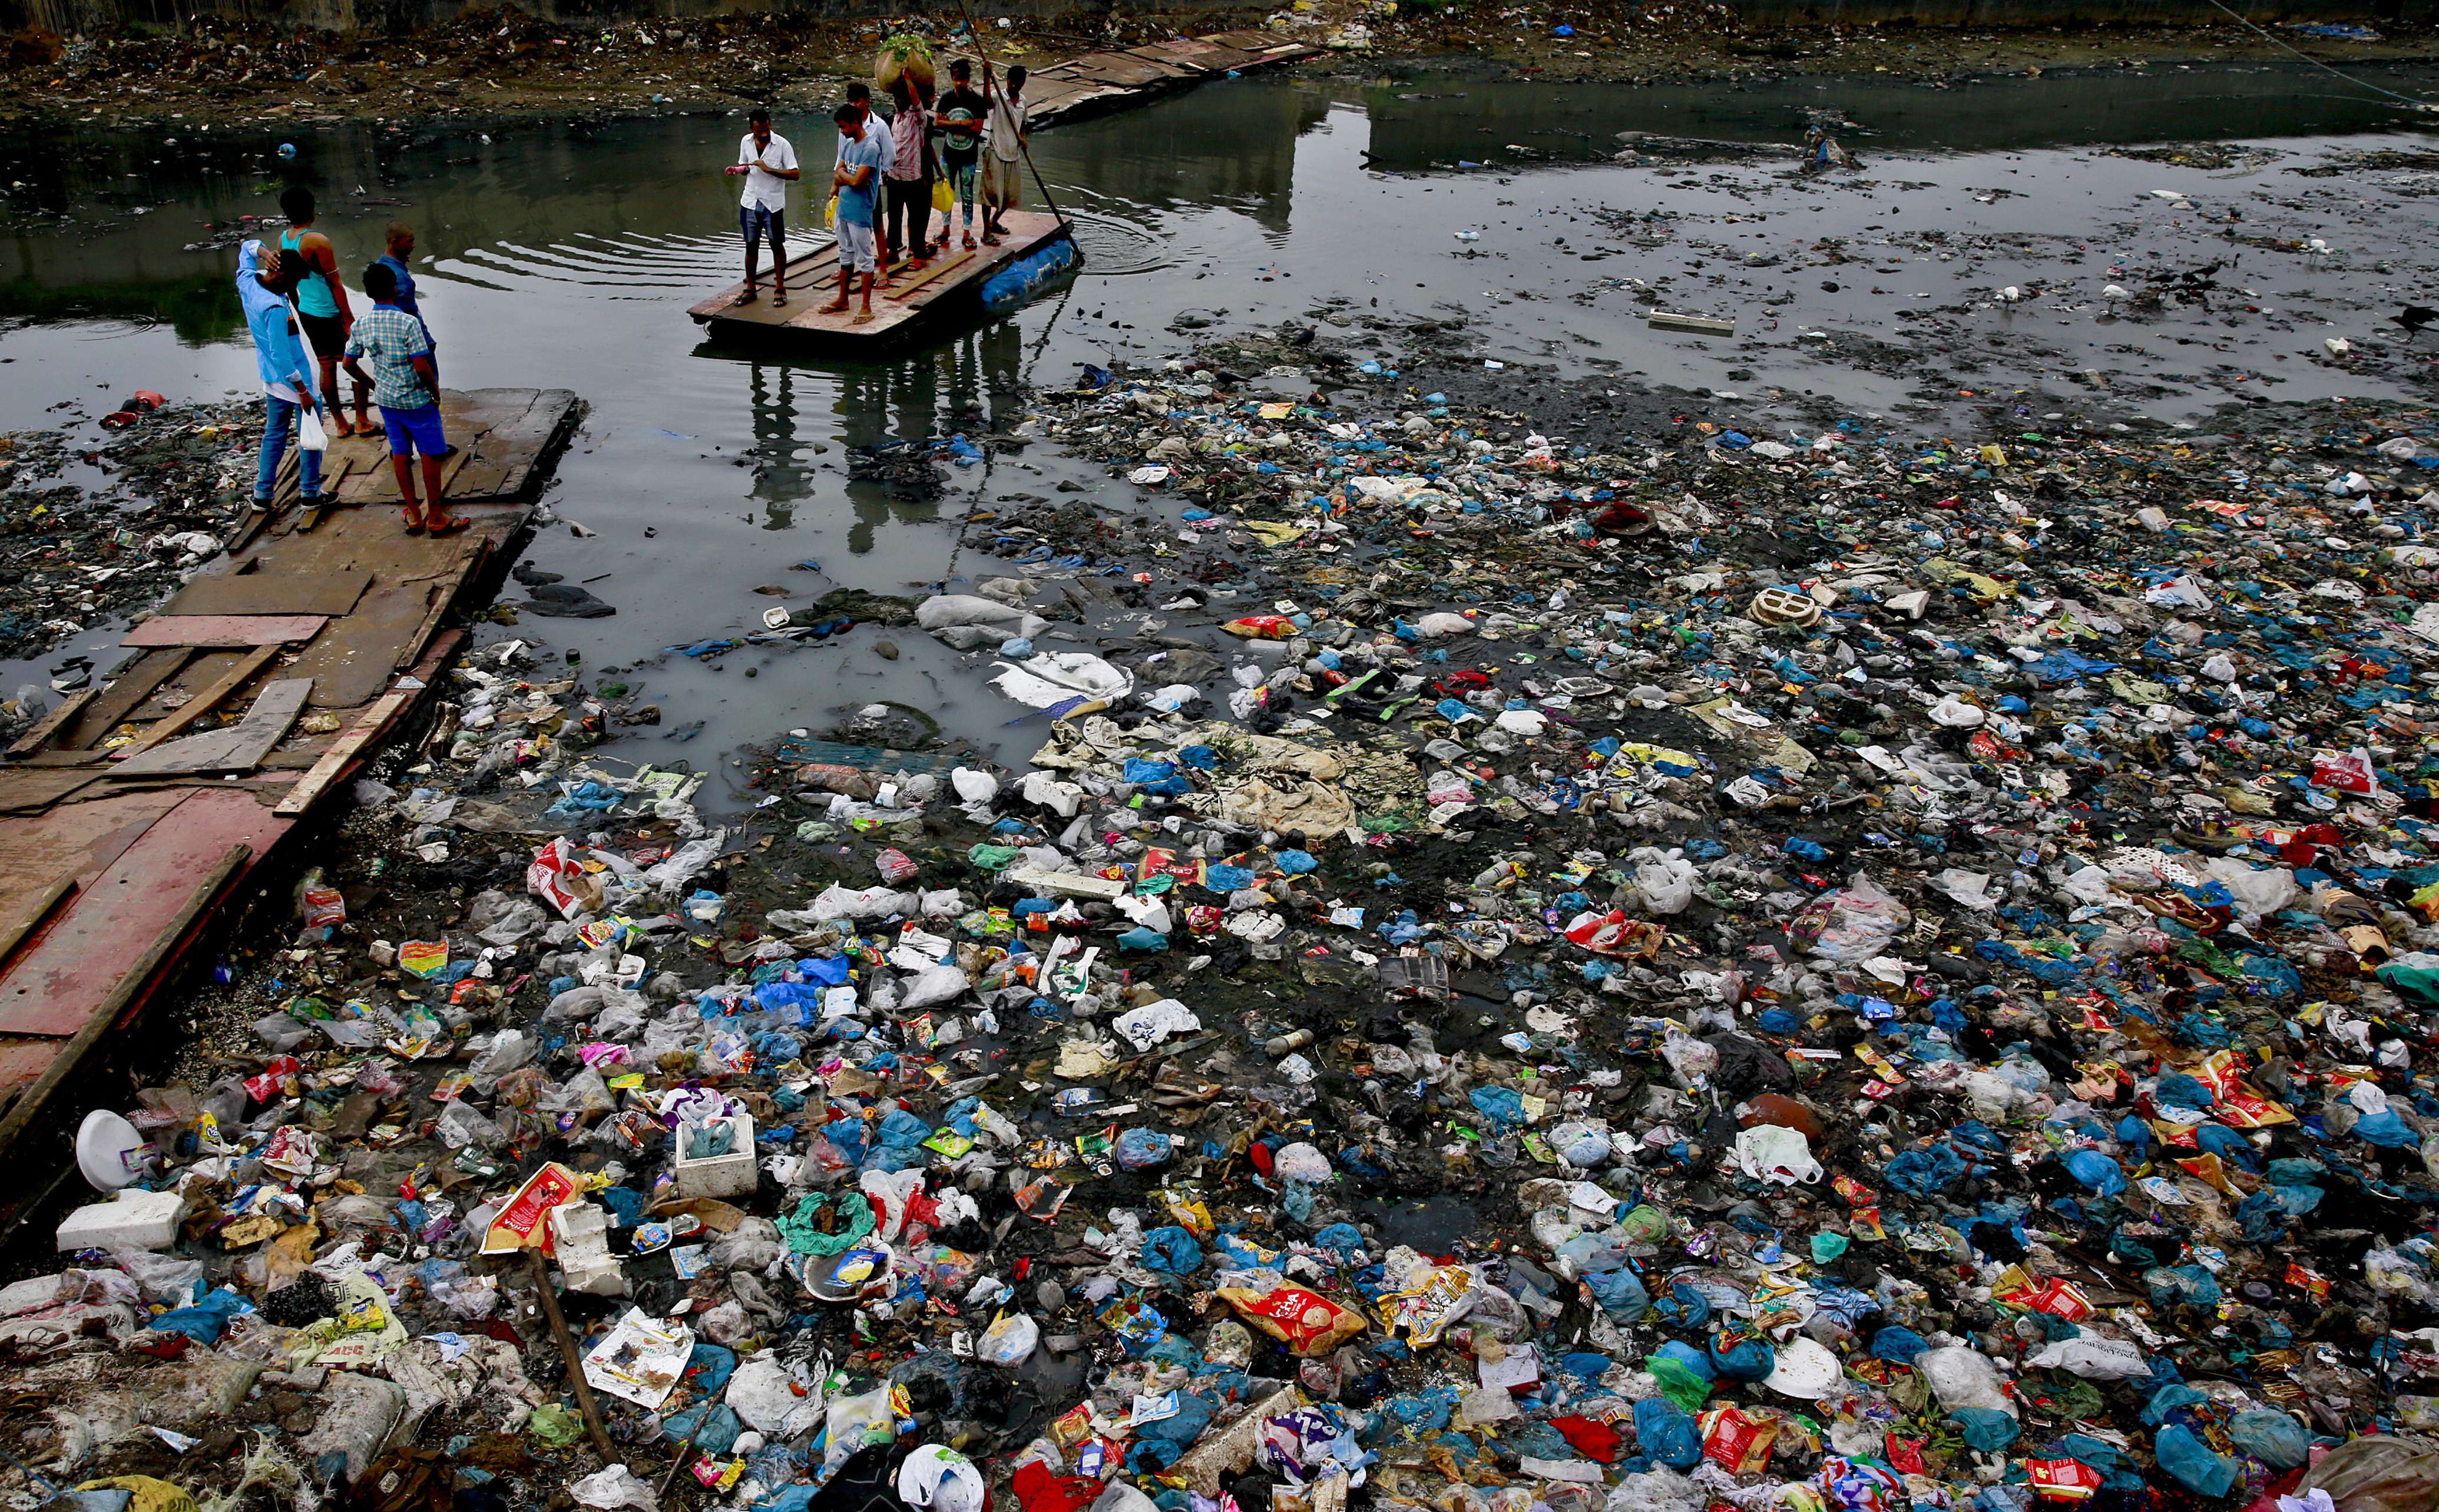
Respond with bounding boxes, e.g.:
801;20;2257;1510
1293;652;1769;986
724;107;800;307
277;186;370;438
823;103;886;325
936;61;987;253
980;65;1028;246
345;262;462;537
236;239;323;511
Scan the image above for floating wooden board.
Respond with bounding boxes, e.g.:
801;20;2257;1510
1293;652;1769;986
690;212;1070;348
60;650;193;751
4;687;98;759
1649;310;1737;336
111;646;283;763
114;678;313;777
275;687;416;816
0;789;281;1039
122;614;326;649
164;569;371;619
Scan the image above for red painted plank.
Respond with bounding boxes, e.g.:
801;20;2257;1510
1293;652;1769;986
0;789;289;1038
123;615;326;649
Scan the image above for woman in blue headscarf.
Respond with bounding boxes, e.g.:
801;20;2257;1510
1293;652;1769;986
236;239;324;509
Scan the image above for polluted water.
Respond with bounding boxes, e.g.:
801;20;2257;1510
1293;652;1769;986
4;60;2439;1512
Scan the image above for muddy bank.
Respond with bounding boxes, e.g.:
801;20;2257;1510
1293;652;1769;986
2;1;2435;130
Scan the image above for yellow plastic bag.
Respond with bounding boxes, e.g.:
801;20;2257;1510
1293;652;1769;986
931;178;952;214
825;194;840;229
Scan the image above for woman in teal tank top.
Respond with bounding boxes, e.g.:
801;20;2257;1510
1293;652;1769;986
277;186;370;436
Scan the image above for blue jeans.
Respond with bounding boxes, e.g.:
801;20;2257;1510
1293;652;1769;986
256;392;323;502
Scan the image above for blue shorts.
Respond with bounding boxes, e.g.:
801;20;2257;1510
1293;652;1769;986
740;204;786;249
382;404;448;459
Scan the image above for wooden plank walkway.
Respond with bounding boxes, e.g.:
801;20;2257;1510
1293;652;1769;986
689;211;1070;349
1021;29;1317;128
0;386;583;1179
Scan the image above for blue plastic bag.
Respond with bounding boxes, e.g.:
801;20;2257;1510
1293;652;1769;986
1632;1398;1702;1470
2227;1410;2311;1468
1141;1225;1204;1277
2155;1424;2238;1497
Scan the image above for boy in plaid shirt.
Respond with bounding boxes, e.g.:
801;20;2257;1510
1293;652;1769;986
343;262;463;536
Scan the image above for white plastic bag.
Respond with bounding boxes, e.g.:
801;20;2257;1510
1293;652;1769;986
978;1313;1040;1367
571;1465;658;1512
1917;1344;2017;1415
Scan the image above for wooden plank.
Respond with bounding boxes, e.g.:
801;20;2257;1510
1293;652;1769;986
687;250;839;321
4;687;98;760
114;679;312;777
0;836;257;1144
392;544;480;670
889;249;979;303
274;688;415;816
60;650;193;750
122;614;326;649
698;212;1066;345
0;879;73;973
164;570;370;619
110;645;280;762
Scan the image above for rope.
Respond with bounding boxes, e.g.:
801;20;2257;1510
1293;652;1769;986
2193;0;2434;108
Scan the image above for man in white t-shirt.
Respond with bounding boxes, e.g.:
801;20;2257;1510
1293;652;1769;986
723;107;800;306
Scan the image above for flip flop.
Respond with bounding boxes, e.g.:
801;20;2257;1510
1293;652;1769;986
851;312;876;325
425;515;471;537
735;290;761;305
773;293;789;307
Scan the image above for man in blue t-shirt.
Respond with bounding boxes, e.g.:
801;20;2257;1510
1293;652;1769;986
820;102;888;325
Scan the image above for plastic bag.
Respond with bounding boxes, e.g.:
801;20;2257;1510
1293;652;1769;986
2155;1424;2237;1498
1219;1285;1367;1357
1793;874;1911;962
1917;1345;2015;1417
571;1465;659;1512
2228;1410;2311;1468
1632;1398;1703;1470
1629;851;1698;916
979;1313;1040;1367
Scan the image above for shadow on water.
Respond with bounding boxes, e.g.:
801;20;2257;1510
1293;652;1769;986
0;276;241;343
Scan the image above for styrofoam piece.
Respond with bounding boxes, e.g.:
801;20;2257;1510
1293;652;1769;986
57;1186;185;1252
671;1113;758;1200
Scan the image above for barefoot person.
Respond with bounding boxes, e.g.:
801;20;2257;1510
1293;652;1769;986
821;103;886;325
236;240;325;512
343;262;464;536
725;108;800;306
277;186;371;438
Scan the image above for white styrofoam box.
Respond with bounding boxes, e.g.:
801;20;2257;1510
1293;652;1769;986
671;1113;758;1200
57;1186;185;1252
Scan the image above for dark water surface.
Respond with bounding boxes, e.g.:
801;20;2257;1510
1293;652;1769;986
1;64;2434;776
